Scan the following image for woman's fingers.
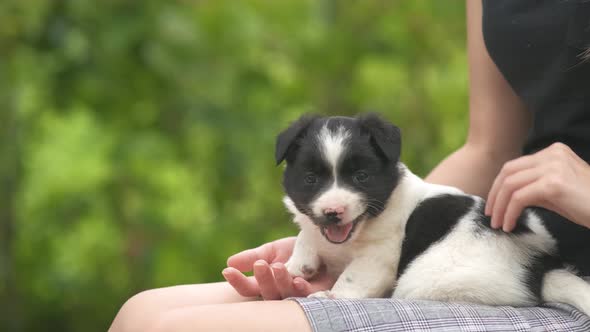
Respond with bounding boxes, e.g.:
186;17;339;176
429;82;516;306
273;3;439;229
486;155;538;215
224;262;303;300
292;277;314;297
227;237;297;272
487;143;576;231
253;260;281;300
229;260;326;300
222;267;260;297
227;244;274;272
225;238;301;300
490;168;541;229
502;180;546;232
271;263;295;299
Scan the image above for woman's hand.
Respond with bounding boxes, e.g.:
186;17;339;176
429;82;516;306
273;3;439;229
222;237;335;300
485;143;590;232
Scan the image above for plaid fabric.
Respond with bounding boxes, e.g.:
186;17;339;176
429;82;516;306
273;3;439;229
291;298;590;332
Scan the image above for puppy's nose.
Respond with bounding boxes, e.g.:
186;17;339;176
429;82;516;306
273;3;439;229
323;207;345;223
323;206;345;215
324;211;341;223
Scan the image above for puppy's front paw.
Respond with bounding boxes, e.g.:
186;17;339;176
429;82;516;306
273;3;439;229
308;290;335;299
285;261;318;280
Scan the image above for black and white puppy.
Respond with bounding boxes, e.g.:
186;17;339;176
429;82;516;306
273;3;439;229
277;113;590;315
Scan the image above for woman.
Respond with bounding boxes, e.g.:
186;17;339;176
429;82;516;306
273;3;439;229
109;1;590;331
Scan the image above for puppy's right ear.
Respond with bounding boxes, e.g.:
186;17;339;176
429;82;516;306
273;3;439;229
275;114;318;165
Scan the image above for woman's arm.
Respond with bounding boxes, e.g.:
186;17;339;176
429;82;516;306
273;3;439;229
426;0;531;198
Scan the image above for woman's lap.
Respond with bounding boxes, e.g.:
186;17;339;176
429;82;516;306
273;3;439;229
291;298;590;332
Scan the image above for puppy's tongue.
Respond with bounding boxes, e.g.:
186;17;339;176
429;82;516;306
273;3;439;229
324;223;353;243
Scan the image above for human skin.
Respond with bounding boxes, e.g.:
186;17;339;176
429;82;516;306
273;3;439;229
108;1;580;331
222;237;335;300
486;142;590;232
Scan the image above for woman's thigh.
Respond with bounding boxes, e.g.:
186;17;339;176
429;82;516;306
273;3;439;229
110;282;258;332
111;283;590;332
151;300;311;332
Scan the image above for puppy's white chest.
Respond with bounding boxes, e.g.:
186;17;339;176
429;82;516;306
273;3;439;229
317;241;358;276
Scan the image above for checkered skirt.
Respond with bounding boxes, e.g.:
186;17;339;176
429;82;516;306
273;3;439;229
291;298;590;332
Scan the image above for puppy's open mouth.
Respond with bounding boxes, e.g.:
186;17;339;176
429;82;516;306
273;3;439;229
319;217;363;244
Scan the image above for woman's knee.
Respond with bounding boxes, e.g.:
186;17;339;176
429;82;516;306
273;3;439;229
109;289;164;332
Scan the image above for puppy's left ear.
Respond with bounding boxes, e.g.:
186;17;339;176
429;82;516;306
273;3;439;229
357;113;401;161
275;114;318;165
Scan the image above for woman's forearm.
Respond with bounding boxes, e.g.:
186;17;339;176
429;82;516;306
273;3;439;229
430;0;530;198
425;143;513;198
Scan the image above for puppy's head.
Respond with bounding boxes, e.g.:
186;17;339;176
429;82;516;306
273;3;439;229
276;113;402;244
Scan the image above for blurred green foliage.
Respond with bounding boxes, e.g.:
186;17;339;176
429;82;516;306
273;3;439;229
0;0;467;331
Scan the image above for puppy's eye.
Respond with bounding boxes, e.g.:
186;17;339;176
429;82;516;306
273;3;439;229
353;171;369;183
304;173;318;185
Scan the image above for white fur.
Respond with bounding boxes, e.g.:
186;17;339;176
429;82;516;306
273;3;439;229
285;165;428;298
317;124;349;177
311;124;364;223
284;164;590;315
543;269;590;314
310;184;365;224
393;206;555;306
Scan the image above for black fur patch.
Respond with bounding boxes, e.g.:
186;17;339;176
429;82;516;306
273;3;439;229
275;114;319;165
473;204;531;235
525;253;563;301
473;205;556;301
398;194;573;300
397;194;475;278
532;207;590;276
336;145;401;218
279;114;402;225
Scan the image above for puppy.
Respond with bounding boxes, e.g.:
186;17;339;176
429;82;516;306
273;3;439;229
277;113;590;315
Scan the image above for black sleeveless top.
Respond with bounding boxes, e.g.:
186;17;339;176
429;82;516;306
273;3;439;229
482;0;590;162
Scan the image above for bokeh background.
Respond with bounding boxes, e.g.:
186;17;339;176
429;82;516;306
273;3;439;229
0;1;468;331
